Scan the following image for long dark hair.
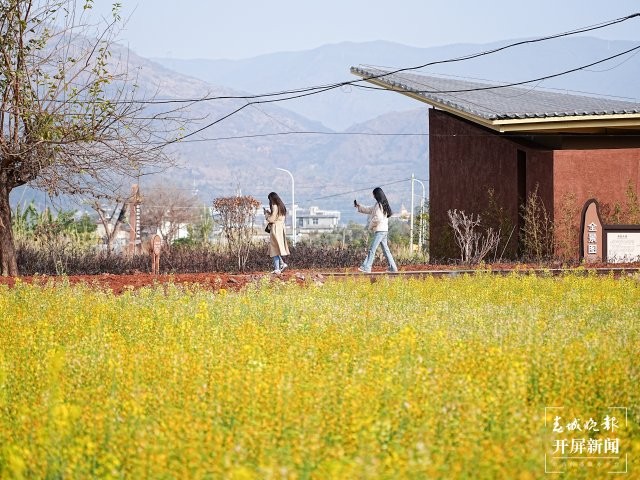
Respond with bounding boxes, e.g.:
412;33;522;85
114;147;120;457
268;192;287;216
373;187;392;217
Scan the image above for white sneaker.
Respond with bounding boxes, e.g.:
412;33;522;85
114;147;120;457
358;267;370;273
280;263;288;272
270;269;281;275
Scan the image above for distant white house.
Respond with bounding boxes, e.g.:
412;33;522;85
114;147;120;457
95;222;130;252
296;206;340;233
159;221;190;242
96;219;190;252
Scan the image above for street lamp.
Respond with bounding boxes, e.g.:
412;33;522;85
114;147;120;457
276;167;296;246
413;178;426;252
410;174;426;253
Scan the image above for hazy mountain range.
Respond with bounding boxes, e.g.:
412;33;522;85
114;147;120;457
12;36;640;224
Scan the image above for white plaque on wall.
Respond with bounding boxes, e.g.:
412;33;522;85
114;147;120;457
606;231;640;262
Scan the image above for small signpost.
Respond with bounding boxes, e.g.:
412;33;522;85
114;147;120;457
151;234;162;274
580;199;640;263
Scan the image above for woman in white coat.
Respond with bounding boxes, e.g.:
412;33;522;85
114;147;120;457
264;191;290;274
354;187;398;273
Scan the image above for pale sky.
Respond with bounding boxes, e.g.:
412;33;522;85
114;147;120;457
81;0;640;60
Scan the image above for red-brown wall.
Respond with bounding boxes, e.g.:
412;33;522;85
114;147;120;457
554;149;640;258
554;149;640;209
429;109;554;260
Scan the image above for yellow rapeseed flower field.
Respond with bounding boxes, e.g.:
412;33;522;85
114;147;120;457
0;273;638;479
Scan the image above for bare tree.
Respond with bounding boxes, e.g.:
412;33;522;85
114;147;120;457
93;200;127;254
520;185;554;261
140;183;199;245
448;209;500;265
212;195;260;272
0;1;183;275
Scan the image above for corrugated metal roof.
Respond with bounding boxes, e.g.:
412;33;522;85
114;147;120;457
351;66;640;121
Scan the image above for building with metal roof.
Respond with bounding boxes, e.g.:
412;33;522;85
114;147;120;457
352;66;640;260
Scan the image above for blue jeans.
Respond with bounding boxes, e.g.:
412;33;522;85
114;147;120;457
272;255;286;270
361;231;397;272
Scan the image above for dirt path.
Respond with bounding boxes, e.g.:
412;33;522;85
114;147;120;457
1;263;638;294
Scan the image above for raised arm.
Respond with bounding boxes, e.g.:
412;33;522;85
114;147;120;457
265;204;280;223
356;204;374;214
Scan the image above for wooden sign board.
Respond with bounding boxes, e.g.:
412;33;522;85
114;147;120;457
152;235;162;255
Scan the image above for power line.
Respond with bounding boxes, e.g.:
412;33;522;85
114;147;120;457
347;45;640;122
140;129;640;146
387;70;640;103
299;178;413;204
4;13;639;150
149;82;355;149
157;130;429;143
352;44;640;95
138;178;428;210
23;12;624;124
122;13;640;106
9;42;638;126
153;42;640;149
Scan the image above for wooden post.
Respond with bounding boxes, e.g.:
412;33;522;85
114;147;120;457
129;184;142;255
